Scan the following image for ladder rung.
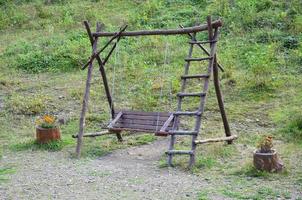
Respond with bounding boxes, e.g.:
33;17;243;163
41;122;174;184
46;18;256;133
185;57;213;62
189;40;217;45
174;111;202;116
181;74;210;79
169;130;198;135
166;150;194;155
177;92;206;97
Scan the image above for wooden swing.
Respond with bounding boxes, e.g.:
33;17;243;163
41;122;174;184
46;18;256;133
74;16;237;167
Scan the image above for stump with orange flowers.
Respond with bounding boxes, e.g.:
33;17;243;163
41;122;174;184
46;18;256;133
35;115;61;143
253;135;284;172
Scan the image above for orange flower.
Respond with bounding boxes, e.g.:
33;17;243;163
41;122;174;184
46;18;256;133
43;115;55;124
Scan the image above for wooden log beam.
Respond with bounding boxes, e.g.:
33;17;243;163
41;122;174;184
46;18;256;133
107;111;123;129
194;135;238;144
159;114;174;133
213;56;232;144
92;20;222;37
72;130;111;138
75;22;101;158
82;25;127;70
84;21;115;119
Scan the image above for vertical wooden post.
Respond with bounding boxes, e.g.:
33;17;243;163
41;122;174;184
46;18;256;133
75;61;93;158
94;22;123;142
213;56;232;144
83;21;115;119
75;22;101;158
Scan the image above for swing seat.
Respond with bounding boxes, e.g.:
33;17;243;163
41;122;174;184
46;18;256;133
107;110;175;136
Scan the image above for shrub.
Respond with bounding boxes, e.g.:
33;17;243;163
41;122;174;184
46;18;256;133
3;32;89;73
35;4;53;19
244;44;277;90
282;36;299;49
0;4;32;29
281;114;302;142
6;93;52;115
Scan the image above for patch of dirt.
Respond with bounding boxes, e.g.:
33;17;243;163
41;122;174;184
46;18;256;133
0;139;220;200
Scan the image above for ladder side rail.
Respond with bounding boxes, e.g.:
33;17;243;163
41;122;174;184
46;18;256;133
167;34;196;166
189;17;219;167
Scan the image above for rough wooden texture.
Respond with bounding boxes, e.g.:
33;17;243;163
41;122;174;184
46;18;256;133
213;56;232;143
194;135;238;144
155;114;174;136
108;111;123;129
166;150;194;155
189;16;217;167
82;25;127;69
253;150;284;172
81;21;115;118
108;110;173;134
179;25;224;72
75;22;100;158
36;127;61;143
93;20;222;37
72;130;111;138
167;33;195;167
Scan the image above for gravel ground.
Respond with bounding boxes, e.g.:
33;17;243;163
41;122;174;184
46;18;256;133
0;139;218;200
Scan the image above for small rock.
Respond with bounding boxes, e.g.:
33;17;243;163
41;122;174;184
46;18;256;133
58;116;67;125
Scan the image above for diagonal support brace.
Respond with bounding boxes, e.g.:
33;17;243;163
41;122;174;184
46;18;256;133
82;25;127;70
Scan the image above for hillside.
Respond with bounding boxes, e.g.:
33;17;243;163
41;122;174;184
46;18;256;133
0;0;302;199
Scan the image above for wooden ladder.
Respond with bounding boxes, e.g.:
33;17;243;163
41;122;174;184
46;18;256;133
167;17;220;167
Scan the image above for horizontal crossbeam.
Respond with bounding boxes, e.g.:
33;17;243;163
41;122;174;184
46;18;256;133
92;20;222;37
194;135;238;144
72;130;111;138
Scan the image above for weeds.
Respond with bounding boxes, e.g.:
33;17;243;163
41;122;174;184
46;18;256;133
281;114;302;142
6;93;52;115
10;137;73;152
232;163;270;178
0;166;16;184
0;1;301;198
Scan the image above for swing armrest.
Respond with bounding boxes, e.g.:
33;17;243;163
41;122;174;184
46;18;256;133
108;111;123;129
155;114;174;136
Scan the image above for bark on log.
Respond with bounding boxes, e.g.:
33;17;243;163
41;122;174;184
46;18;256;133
75;22;101;158
93;20;222;37
194;135;238;144
72;130;111;138
253;150;284;172
213;56;232;143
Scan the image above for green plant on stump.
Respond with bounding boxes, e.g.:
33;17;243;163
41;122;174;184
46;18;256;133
257;135;273;153
35;114;57;128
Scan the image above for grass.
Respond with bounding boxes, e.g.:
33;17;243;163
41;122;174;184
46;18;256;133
0;166;16;184
281;114;302;142
0;0;301;198
10;138;73;152
197;191;210;200
230;162;271;178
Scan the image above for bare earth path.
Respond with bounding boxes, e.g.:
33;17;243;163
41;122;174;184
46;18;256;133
0;139;215;200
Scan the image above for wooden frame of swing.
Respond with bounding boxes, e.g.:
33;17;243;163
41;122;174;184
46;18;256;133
75;18;235;158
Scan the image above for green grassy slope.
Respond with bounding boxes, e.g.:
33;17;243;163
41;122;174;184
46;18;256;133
0;0;302;198
1;0;301;144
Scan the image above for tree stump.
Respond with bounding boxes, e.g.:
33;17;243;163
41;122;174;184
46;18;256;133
253;149;284;172
36;126;61;144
